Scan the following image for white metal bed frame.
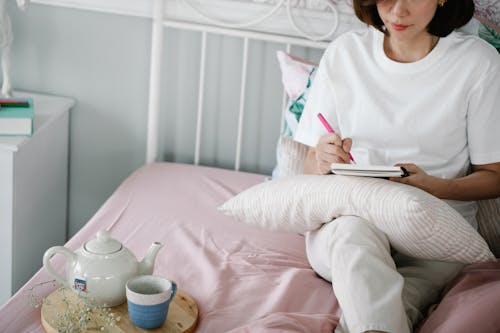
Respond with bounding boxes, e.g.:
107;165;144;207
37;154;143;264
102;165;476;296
145;0;336;170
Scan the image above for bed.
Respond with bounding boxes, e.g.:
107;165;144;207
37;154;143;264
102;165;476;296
0;163;341;331
1;162;499;332
1;0;500;332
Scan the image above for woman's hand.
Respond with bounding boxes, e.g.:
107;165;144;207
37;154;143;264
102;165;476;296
313;133;353;175
389;163;438;196
390;162;500;200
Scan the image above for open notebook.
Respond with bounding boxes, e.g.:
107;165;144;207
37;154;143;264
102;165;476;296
331;163;409;178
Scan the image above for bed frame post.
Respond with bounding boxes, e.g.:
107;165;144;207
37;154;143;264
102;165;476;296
194;31;208;166
234;37;249;171
146;0;165;163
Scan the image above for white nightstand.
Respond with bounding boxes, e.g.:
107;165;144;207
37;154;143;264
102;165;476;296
0;92;74;305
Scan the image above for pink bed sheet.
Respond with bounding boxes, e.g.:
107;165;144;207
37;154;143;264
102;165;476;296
0;163;340;332
416;259;500;333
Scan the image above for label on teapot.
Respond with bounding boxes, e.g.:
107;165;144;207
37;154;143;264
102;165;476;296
74;278;87;292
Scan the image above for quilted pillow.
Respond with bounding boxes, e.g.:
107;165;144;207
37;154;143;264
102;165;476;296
218;175;495;264
275;136;309;178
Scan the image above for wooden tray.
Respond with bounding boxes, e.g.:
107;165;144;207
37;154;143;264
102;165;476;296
41;287;198;333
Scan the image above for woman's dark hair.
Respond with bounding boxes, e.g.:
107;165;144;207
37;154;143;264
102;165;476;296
352;0;475;37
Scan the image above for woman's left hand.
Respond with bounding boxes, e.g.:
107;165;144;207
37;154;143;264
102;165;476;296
391;162;500;200
389;163;435;194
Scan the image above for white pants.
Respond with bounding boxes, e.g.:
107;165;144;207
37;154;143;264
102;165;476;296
305;216;463;333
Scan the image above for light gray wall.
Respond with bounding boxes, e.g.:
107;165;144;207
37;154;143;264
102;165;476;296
10;3;150;237
9;3;323;238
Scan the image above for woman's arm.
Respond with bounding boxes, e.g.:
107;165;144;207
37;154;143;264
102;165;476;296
390;162;500;201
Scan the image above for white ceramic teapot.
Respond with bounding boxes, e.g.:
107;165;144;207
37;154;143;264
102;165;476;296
43;230;163;307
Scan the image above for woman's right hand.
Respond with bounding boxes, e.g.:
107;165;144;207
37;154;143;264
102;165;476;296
313;133;353;174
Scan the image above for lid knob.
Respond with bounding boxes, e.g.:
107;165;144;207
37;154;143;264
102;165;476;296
97;230;110;241
85;230;122;254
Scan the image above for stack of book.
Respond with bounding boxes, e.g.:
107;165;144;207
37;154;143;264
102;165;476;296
0;98;34;136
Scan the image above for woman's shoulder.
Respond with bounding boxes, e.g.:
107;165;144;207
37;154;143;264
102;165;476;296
328;27;373;47
324;27;375;57
445;31;499;91
447;31;499;63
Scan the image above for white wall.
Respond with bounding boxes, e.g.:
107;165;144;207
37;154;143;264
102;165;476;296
9;2;323;238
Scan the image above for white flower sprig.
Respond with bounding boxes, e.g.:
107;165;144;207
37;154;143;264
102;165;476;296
25;281;120;333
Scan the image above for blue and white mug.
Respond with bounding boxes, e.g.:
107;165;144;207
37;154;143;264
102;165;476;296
126;275;177;329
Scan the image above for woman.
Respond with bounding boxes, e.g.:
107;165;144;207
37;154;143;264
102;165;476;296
294;0;500;332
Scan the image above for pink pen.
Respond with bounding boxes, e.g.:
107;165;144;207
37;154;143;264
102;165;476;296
317;113;356;163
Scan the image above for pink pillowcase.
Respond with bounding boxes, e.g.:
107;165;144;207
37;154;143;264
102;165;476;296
277;51;316;102
273;51;318;179
416;260;500;333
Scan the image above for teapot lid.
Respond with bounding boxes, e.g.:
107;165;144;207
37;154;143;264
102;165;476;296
84;230;122;254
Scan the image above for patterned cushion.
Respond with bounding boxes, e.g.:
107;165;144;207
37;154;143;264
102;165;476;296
478;24;500;52
272;52;316;179
277;51;317;138
219;175;495;264
474;0;500;33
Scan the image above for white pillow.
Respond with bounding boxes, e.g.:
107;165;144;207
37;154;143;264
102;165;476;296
218;174;495;264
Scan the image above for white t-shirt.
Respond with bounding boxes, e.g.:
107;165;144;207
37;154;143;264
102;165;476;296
295;27;500;226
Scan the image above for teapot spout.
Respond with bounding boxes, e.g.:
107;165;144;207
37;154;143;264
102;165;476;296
138;242;164;275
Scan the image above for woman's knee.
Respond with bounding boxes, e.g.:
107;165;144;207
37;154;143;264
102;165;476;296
329;216;390;250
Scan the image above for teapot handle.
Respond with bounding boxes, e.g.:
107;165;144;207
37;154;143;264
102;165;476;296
43;246;76;287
